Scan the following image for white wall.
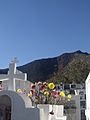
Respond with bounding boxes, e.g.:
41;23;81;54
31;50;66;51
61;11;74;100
66;95;80;120
0;90;42;120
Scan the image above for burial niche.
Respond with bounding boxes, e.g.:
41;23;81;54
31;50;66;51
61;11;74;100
0;95;11;120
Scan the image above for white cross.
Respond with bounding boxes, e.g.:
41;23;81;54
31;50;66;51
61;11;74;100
0;60;27;91
11;57;19;64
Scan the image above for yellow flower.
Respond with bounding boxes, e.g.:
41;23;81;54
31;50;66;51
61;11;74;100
44;91;49;96
60;91;65;97
17;89;22;93
67;94;72;99
28;93;32;97
48;83;55;90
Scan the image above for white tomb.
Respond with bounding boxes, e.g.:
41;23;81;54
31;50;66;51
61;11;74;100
0;60;67;120
85;73;90;120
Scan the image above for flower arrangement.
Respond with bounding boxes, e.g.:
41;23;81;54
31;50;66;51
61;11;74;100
16;82;72;105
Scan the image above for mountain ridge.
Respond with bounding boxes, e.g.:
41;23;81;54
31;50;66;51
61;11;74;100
0;50;90;83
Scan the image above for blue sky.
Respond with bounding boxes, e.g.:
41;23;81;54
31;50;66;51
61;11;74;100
0;0;90;68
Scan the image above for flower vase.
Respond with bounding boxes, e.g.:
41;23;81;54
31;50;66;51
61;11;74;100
37;104;67;120
37;104;53;120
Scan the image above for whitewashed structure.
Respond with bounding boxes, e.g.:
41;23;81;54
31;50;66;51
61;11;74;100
38;104;67;120
0;60;67;120
0;59;27;91
85;73;90;120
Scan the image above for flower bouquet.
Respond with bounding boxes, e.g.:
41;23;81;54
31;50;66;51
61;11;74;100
17;82;72;106
17;82;72;116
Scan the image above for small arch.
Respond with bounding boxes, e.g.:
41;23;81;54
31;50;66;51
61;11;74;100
0;95;11;120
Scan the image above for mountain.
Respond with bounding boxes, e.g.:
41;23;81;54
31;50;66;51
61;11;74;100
0;50;90;83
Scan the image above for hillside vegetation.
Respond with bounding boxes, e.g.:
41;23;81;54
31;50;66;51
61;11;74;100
0;50;90;83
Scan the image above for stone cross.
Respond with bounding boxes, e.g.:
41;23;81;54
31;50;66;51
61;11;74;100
0;60;27;91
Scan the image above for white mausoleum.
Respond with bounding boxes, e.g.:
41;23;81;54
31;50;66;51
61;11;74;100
85;73;90;120
0;60;67;120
